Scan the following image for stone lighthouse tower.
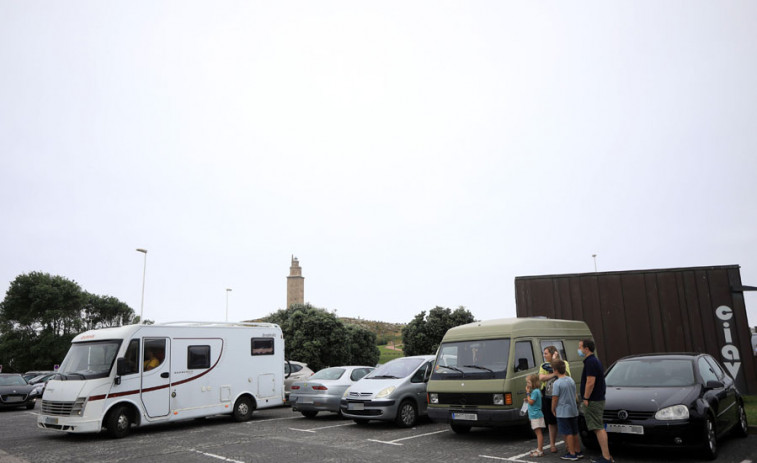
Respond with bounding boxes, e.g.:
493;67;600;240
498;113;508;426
286;255;305;308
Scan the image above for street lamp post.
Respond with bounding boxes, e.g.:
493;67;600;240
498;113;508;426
225;288;232;322
136;248;148;323
592;254;598;272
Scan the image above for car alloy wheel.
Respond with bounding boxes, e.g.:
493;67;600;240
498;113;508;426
703;415;718;460
395;400;417;428
734;403;749;437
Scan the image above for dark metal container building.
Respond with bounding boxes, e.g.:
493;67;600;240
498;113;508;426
515;265;757;394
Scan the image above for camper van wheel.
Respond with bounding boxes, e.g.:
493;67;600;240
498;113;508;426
300;410;318;418
395;400;417;428
450;423;471;434
232;396;255;422
105;405;132;438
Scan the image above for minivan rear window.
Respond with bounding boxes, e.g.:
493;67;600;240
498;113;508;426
431;339;510;380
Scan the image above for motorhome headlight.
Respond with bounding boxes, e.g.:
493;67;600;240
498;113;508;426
429;393;439;404
375;386;396;399
71;397;88;416
493;393;504;405
655;404;689;421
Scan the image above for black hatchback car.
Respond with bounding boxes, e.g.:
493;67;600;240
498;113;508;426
579;353;748;460
0;373;40;410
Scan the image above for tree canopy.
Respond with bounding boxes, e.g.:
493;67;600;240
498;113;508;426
401;306;475;356
0;272;135;372
264;304;380;371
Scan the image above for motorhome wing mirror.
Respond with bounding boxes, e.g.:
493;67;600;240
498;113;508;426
116;357;128;376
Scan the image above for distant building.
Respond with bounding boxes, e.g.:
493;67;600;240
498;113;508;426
286;256;304;308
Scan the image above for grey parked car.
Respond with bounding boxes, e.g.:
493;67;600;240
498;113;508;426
290;366;374;418
340;355;435;427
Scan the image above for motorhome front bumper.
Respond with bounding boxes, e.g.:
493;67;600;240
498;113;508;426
37;415;102;433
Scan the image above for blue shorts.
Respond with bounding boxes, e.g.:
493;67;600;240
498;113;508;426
556;416;579;436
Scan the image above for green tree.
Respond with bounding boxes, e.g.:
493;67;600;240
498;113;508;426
264;304;350;372
0;272;134;372
401;306;475;356
345;324;380;366
83;293;136;330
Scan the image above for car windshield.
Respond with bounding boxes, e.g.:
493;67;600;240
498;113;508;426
364;357;424;379
431;338;510;380
606;358;695;387
57;340;122;380
311;367;346;380
0;375;27;386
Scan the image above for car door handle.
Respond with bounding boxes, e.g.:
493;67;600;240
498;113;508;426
161;372;169;379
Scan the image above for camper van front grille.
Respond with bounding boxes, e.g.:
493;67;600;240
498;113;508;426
436;393;496;406
42;400;76;416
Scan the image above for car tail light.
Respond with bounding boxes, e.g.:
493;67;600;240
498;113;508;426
312;385;328;390
291;385;300;390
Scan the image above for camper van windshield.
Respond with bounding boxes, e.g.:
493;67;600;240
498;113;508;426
431;339;510;380
57;340;122;380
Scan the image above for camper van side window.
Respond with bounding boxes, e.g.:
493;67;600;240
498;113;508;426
251;338;274;356
514;341;535;372
539;340;567;362
188;345;211;369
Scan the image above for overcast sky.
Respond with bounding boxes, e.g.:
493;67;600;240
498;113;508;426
1;2;756;329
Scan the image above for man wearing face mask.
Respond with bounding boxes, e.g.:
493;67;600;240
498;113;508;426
578;340;613;463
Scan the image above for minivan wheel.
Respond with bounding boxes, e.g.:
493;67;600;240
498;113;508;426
702;415;718;460
105;405;132;439
450;423;471;434
395;400;417;428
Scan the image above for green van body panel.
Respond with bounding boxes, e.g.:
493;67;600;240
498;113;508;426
427;317;593;430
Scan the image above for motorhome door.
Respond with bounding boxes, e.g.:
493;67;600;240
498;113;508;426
141;337;171;417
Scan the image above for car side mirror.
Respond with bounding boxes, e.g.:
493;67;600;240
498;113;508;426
705;380;724;389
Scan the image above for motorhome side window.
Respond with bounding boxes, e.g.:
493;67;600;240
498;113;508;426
251;338;274;356
539;340;567;362
188;345;211;369
144;339;166;372
514;340;535;372
123;339;140;375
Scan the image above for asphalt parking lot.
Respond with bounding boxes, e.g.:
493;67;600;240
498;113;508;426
0;406;755;463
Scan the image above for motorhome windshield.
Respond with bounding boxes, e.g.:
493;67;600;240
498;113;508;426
431;339;510;380
57;340;122;380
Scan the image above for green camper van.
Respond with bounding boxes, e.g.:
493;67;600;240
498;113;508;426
427;317;593;433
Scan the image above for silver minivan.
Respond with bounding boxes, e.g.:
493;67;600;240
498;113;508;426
340;355;435;427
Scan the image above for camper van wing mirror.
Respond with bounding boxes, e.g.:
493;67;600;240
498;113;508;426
116;357;128;376
516;358;529;372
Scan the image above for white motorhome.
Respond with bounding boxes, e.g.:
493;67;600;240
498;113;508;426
37;321;285;438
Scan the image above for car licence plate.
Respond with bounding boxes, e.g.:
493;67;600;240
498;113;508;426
45;416;59;425
452;412;477;421
5;396;22;402
606;423;644;435
348;402;365;411
300;397;313;404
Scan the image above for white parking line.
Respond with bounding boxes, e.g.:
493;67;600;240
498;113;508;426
289;422;354;433
367;429;449;445
244;416;299;424
189;449;245;463
480;440;565;462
